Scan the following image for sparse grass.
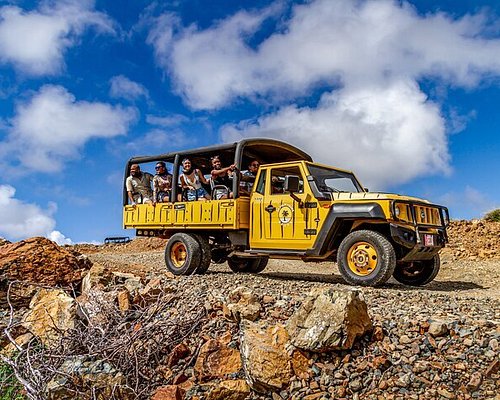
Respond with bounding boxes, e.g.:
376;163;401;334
484;208;500;222
0;360;25;400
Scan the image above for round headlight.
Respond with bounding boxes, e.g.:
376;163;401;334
394;205;401;218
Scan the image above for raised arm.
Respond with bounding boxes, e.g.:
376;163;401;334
211;164;235;178
197;169;210;184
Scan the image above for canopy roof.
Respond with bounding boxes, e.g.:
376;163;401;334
127;138;312;172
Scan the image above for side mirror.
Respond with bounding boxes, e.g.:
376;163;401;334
284;175;300;193
364;187;369;192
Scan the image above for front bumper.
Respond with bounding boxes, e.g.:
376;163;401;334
390;223;447;261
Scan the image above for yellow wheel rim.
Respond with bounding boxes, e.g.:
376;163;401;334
170;242;187;269
347;241;378;276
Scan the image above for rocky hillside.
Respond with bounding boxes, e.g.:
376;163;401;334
442;220;500;261
0;222;499;400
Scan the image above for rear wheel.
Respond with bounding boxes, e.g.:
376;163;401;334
250;257;268;273
192;234;212;274
227;256;268;273
164;233;201;276
337;230;396;287
393;255;440;286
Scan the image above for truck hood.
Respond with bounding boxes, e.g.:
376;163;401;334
332;192;430;204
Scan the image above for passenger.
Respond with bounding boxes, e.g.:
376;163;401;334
180;158;211;201
126;164;154;205
153;161;173;204
210;155;236;200
240;159;260;195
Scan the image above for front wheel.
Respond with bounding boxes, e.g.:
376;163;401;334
164;233;201;276
393;255;440;286
337;230;396;287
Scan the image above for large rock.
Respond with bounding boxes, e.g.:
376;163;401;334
286;288;372;352
1;332;33;357
81;263;114;293
0;281;38;308
76;288;119;327
22;288;76;346
112;272;143;294
194;339;242;381
0;237;90;286
224;286;262;322
239;320;292;393
166;342;190;368
46;356;133;399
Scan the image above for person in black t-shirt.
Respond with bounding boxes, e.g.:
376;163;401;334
210;155;236;200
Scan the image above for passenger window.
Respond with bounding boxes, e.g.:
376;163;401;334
270;167;304;195
255;170;266;195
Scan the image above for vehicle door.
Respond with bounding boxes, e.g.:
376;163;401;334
250;164;319;250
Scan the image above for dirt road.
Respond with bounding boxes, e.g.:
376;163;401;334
88;249;500;300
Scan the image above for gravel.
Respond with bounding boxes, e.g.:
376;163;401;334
86;249;500;399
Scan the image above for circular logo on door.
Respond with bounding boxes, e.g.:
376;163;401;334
278;204;293;225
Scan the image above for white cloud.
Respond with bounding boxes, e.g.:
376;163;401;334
1;85;137;172
146;113;189;127
0;184;72;244
109;75;149;101
150;0;500;109
124;128;191;154
147;5;281;109
222;79;450;189
0;0;114;76
48;230;73;245
148;0;500;188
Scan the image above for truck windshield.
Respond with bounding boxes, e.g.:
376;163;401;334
308;164;363;193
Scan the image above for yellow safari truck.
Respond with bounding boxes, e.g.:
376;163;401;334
123;139;449;287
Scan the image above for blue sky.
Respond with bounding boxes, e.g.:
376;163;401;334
1;0;500;244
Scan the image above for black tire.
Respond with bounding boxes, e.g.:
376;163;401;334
393;255;440;286
164;233;201;276
337;230;396;287
227;256;267;273
249;257;268;273
227;256;250;272
211;248;229;264
192;234;211;274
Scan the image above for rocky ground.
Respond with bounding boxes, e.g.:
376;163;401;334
83;220;500;399
1;220;499;399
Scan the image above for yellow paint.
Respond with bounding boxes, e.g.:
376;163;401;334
123;160;445;252
347;241;378;276
123;197;250;231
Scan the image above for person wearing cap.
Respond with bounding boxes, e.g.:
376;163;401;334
153;161;173;204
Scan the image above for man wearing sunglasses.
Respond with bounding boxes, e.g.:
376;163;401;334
240;159;260;195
